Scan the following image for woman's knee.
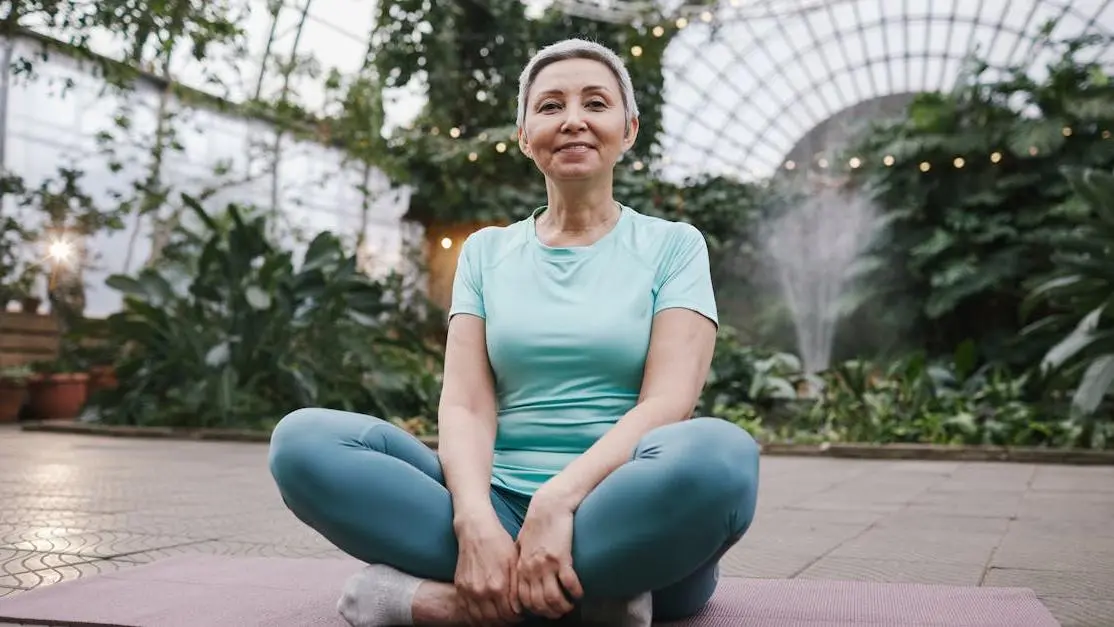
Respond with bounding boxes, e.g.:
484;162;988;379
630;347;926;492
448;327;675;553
652;418;761;528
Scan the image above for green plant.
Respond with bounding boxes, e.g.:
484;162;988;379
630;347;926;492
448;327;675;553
844;30;1114;363
1022;165;1114;434
95;194;437;429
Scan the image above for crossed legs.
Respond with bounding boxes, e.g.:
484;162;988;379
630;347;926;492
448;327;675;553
268;409;760;622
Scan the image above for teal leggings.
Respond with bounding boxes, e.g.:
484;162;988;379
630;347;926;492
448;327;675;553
268;410;760;621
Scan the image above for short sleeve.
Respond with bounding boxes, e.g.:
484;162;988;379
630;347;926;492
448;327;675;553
448;231;486;320
654;223;719;327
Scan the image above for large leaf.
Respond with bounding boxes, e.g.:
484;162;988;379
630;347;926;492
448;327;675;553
1041;304;1105;372
1073;354;1114;414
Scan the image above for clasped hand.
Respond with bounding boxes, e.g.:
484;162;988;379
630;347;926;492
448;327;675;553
454;496;583;626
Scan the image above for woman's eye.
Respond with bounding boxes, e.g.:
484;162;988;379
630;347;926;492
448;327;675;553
539;102;560;111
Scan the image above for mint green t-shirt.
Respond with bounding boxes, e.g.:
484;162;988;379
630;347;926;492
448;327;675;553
448;204;719;497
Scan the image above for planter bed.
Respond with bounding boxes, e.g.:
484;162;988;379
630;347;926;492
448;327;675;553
19;421;1114;465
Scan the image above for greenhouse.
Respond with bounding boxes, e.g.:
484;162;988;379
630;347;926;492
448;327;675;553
0;1;1112;625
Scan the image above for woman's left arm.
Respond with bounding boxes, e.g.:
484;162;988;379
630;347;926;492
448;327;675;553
534;307;717;512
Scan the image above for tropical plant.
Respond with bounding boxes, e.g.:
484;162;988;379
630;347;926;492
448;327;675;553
843;30;1114;363
1022;165;1114;431
94;194;438;429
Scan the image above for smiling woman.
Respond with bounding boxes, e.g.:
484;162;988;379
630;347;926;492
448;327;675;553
268;38;761;627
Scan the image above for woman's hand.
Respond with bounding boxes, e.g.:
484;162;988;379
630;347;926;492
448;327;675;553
454;513;523;626
515;495;584;620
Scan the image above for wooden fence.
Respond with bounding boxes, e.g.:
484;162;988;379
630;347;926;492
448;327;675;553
0;312;61;369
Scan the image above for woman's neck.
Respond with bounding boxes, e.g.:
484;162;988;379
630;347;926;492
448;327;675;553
540;179;618;233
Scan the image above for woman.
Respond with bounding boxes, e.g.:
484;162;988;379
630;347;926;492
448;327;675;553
268;38;760;627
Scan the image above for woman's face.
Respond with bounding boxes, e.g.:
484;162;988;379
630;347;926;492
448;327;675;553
519;57;639;183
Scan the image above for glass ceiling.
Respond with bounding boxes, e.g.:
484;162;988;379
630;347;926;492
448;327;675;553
14;0;1114;182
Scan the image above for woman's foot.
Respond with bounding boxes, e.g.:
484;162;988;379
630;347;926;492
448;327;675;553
578;591;652;627
337;563;458;626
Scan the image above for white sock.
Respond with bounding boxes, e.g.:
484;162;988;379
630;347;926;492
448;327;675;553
579;591;653;627
336;563;423;627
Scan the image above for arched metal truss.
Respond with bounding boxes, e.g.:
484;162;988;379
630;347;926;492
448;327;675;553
644;0;1114;181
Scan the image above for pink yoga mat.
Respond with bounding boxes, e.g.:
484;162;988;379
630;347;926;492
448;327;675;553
0;554;1060;626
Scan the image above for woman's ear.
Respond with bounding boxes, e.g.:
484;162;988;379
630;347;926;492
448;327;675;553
517;127;532;158
622;117;640;152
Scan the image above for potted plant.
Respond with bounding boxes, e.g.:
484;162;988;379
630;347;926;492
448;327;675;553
0;365;32;423
25;343;90;421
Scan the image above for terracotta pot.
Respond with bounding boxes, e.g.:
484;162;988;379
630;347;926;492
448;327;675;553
19;297;42;314
88;365;118;394
27;372;89;421
0;379;27;423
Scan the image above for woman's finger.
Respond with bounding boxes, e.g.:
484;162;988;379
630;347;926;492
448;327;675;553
542;571;575;617
558;561;584;600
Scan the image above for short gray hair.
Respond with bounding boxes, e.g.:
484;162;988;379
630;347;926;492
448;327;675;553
515;38;639;132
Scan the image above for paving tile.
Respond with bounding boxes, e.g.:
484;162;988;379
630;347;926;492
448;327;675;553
0;559;137;589
0;528;208;559
0;548;95;576
1037;597;1114;627
0;587;25;598
902;491;1023;518
872;511;1013;534
1030;466;1114;493
795;556;985;586
991;532;1114;573
982;567;1112;599
718;544;819;578
109;540;336;562
825;528;1002;565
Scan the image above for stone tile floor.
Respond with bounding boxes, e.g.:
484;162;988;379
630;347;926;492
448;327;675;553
0;425;1112;626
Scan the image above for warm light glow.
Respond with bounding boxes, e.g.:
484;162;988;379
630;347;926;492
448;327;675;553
467;152;478;161
632;160;644;170
919;161;931;172
1028;146;1039;156
48;240;72;263
953;157;965;168
784;160;796;170
883;155;895;166
449;127;461;138
817;158;829;169
495;142;507;153
848;157;862;169
440;237;452;250
701;11;713;21
676;17;688;28
652;26;665;37
631;45;643;57
991;151;1002;163
1062;126;1072;137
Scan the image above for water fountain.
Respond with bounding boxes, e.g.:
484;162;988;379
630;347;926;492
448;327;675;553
763;176;880;375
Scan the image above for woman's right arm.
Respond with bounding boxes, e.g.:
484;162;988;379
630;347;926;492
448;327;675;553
438;313;502;533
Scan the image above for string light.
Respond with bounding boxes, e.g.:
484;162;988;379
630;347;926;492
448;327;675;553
784;160;796;170
919;161;931;172
701;11;713;22
675;17;687;28
848;157;862;169
953;157;965;168
440;237;452;249
449;127;460;138
652;26;664;37
991;151;1002;163
631;45;643;57
495;142;507;153
883;155;895;166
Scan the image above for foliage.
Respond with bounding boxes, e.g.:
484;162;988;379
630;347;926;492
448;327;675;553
712;344;1104;449
1022;165;1114;431
93;194;441;430
844;31;1114;363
